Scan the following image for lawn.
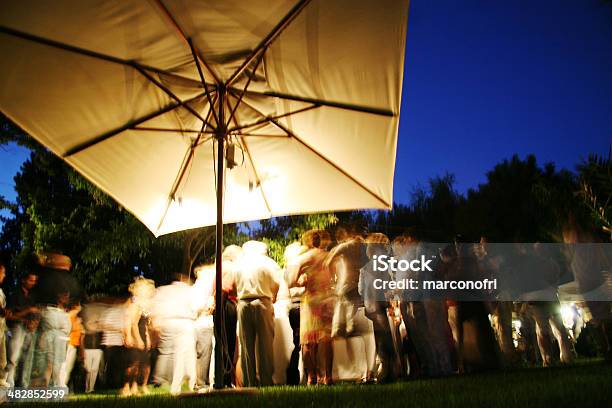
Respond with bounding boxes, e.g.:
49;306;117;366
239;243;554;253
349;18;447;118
19;360;612;408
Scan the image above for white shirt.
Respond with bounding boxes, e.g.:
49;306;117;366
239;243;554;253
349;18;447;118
235;249;281;301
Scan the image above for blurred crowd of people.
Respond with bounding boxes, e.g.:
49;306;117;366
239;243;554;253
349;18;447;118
0;221;609;395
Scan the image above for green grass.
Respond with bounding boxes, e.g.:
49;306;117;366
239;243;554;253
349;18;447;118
20;360;612;408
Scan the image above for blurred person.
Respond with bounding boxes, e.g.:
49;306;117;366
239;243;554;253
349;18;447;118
451;241;499;373
286;230;334;385
151;273;199;394
220;245;242;387
0;260;8;387
359;233;399;383
324;227;366;338
100;299;127;389
283;242;307;385
562;214;611;361
121;278;155;396
192;264;215;389
80;302;105;393
392;234;434;377
59;301;83;388
30;291;71;387
475;238;517;367
6;267;39;387
526;243;573;366
235;240;280;386
325;226;376;383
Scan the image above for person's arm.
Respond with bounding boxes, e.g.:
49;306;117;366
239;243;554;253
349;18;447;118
269;260;282;304
123;305;135;348
6;306;39;322
324;240;354;270
286;250;314;288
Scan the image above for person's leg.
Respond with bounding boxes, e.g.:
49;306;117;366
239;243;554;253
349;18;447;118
19;331;36;387
238;301;256;387
0;329;8;386
255;299;275;386
318;340;333;385
136;350;151;394
286;305;301;385
301;342;317;385
196;327;213;387
83;349;95;393
549;314;573;364
185;325;197;392
60;344;77;388
223;298;238;386
6;324;26;387
170;319;196;394
530;304;554;366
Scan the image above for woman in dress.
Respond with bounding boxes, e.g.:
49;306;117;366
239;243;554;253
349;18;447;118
121;277;155;396
286;230;334;385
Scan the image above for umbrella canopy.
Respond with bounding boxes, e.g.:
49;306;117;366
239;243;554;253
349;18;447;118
0;0;409;237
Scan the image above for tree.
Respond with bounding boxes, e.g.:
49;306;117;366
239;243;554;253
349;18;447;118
253;213;338;266
456;155;577;242
577;150;612;240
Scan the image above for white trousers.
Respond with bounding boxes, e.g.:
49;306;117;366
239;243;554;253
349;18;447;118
59;344;77;387
83;349;103;393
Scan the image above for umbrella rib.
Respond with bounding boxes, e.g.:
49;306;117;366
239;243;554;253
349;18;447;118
233;133;290;138
64;91;207;157
225;0;312;87
228;88;395;117
132;127;212;134
0;25;202;86
157;98;217;233
188;38;220;127
228;104;321;133
238;137;273;215
133;66;213;127
231;92;390;208
152;0;222;86
226;51;266;129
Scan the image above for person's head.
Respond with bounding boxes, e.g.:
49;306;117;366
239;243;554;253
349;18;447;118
194;264;214;280
301;230;321;249
57;291;70;308
392;235;414;257
128;276;156;307
37;252;71;271
365;233;390;258
242;240;268;256
222;245;243;262
22;272;38;291
335;227;349;243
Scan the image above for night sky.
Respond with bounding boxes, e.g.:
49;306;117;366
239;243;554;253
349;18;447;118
1;0;611;219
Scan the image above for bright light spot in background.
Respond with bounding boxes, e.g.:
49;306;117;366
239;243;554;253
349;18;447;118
560;303;576;329
511;319;522;348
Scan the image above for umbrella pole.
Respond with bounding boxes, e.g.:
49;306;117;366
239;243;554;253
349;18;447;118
214;85;226;389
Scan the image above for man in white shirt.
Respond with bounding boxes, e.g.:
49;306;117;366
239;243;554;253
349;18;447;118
235;241;280;387
151;274;199;394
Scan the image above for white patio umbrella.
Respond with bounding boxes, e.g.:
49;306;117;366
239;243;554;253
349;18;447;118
0;0;409;387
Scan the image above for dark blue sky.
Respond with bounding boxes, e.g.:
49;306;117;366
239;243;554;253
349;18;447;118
394;0;612;203
1;0;611;217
